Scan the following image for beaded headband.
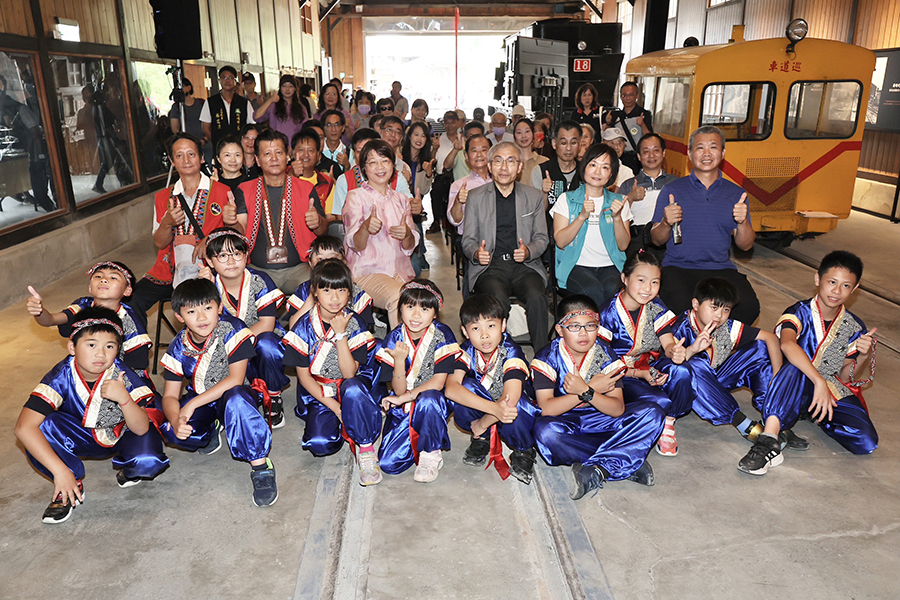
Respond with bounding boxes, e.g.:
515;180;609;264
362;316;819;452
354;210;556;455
558;310;600;326
69;318;124;340
401;281;443;309
86;261;132;284
206;229;250;246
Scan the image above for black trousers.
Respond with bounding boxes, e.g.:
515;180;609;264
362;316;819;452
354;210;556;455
130;278;173;327
473;261;549;349
659;265;761;325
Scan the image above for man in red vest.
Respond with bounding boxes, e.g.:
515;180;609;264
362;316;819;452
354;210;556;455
234;129;328;294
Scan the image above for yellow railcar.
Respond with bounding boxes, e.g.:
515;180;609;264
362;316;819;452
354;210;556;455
625;31;875;240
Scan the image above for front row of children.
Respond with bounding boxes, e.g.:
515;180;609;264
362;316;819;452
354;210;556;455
18;233;879;523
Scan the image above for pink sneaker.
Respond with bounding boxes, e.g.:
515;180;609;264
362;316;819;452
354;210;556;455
655;417;678;457
413;450;444;483
358;450;383;486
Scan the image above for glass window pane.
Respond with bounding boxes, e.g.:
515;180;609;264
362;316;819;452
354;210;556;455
50;55;136;203
653;76;690;137
785;80;861;139
0;50;61;231
701;82;775;141
130;61;176;179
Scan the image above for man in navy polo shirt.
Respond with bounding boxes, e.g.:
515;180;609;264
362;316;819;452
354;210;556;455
650;125;760;324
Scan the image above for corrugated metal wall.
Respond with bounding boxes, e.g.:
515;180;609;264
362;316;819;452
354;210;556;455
705;1;744;45
744;0;791;40
792;0;854;42
208;0;241;64
674;0;707;46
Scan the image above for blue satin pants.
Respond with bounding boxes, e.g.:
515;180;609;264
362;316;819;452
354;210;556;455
762;363;878;455
28;411;169;481
451;378;540;452
623;358;693;417
379;389;451;475
160;386;272;462
533;400;665;480
297;377;383;457
686;339;772;424
247;331;290;394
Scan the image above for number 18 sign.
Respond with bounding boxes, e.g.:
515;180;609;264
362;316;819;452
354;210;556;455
573;59;592;72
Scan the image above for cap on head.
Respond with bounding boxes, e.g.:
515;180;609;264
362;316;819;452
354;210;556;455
602;127;627;142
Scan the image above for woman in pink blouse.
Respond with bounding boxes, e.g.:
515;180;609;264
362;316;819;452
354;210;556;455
342;139;419;328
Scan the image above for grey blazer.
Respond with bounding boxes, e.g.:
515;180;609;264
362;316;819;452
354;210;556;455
461;181;549;292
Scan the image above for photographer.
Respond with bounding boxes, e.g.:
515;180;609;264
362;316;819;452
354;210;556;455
603;82;652;155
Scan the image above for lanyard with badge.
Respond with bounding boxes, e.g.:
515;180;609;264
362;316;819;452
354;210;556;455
260;178;291;264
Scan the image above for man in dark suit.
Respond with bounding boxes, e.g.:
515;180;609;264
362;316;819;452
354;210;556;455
462;142;550;349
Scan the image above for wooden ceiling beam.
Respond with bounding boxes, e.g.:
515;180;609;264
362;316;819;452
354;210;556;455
332;5;572;18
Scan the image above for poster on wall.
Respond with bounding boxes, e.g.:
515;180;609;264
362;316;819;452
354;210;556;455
866;48;900;133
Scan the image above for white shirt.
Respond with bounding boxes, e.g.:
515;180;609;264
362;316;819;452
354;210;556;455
435;132;460;174
615;164;635;189
551;192;633;268
199;95;256;124
486;131;515;145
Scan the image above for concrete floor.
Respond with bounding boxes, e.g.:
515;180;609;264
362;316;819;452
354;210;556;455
0;200;897;599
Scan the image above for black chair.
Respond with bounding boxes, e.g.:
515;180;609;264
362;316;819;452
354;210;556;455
152;300;178;375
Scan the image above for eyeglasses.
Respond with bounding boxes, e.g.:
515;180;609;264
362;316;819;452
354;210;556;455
324;122;344;129
383;127;402;135
491;157;520;167
220;76;236;81
562;323;600;333
365;158;393;168
214;251;246;263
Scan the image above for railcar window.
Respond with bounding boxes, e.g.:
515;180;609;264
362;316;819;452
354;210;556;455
653;76;691;137
785;80;861;139
700;82;775;141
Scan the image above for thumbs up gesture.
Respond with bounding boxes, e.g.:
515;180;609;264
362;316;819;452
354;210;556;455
305;200;320;231
102;372;131;407
857;328;878;356
423;158;435;179
513;238;529;263
336;150;350;169
366;205;383;235
663;194;682;227
610;198;625;217
494;394;519;424
733;192;749;224
223;190;238;225
542;172;553;193
457;181;469;204
475;240;491;266
165;196;186;228
670;337;687;364
410;188;423;215
580;197;595;218
198;264;215;282
25;285;44;317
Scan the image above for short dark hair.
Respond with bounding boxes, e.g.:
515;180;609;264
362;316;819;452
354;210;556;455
514;118;535;134
465;134;490;153
218;65;238;78
351;127;381;149
92;261;136;301
292;128;322;152
411;98;429;112
71;306;124;348
638;132;666;152
620;81;639;93
358;139;396;181
398;278;443;317
574;82;599;111
254;128;289;155
205;227;249;259
555;119;582;139
376;97;395;112
167;132;203;158
310;259;353;292
622;249;662;278
369;114;385;130
172;278;220;313
381;115;404;131
459;294;507;327
534;112;554;126
464;121;485;136
309;235;344;258
693;278;739;308
216;134;242;157
818;250;863;282
579;143;619;188
557;294;599;318
443;110;459;122
240;123;262;139
322;108;346;126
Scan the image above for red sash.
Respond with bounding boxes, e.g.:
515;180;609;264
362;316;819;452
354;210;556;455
238;175;318;260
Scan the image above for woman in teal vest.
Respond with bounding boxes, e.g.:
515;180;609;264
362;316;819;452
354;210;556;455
552;143;632;308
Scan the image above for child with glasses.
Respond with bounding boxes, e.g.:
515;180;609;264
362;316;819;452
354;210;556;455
199;227;289;428
531;295;664;500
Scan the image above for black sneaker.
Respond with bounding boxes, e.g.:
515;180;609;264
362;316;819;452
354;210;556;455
509;448;536;485
462;436;490;466
738;420;763;442
250;459;278;507
738;434;783;475
116;471;141;488
570;463;607;500
198;420;223;455
41;482;84;524
627;460;655;486
268;395;285;429
780;429;809;451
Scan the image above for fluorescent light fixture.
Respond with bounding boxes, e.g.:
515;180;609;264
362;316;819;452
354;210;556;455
54;17;80;42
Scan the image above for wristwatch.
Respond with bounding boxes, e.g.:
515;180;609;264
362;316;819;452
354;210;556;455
578;388;594;404
332;331;348;341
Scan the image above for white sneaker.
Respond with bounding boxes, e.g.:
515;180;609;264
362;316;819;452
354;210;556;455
413;450;444;483
358;450;383;486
